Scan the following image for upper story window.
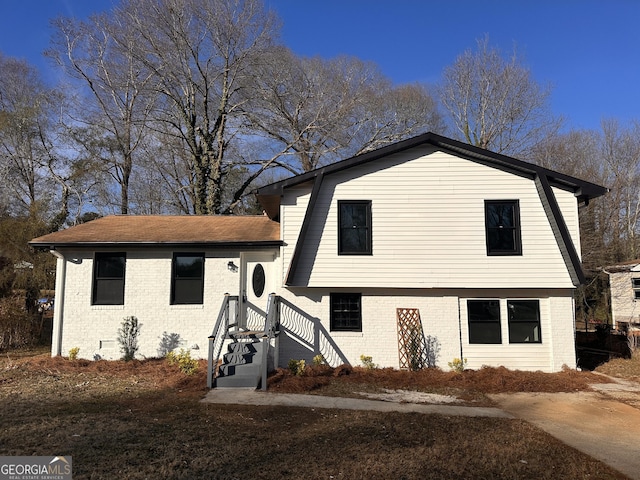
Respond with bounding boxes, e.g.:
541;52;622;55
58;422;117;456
467;299;502;344
485;200;522;256
338;200;372;255
632;278;640;300
92;253;126;305
171;253;204;305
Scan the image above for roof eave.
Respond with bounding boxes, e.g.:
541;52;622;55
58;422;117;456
255;132;609;203
29;240;284;250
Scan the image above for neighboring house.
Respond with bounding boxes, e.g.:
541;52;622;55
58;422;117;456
604;261;640;330
30;132;607;380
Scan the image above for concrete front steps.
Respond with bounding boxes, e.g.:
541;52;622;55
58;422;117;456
214;338;264;388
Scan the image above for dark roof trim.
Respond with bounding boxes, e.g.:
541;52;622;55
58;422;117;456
30;241;283;250
256;132;608;215
285;172;324;286
534;174;585;286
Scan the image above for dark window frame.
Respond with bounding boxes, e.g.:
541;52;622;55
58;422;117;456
467;299;502;344
92;252;126;305
485;200;522;256
507;299;542;344
632;278;640;300
338;200;372;255
171;253;205;305
330;292;362;332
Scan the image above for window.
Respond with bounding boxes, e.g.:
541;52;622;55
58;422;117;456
467;300;502;344
508;300;541;343
92;253;126;305
171;253;204;305
338;201;372;255
485;200;522;255
252;263;265;298
632;278;640;300
330;293;362;332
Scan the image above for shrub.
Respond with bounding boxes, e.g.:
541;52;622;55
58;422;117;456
68;347;80;361
0;295;39;350
312;354;326;366
360;354;378;370
166;348;198;375
448;357;467;373
288;358;306;376
117;316;141;361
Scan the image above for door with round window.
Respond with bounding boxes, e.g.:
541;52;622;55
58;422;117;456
240;253;276;329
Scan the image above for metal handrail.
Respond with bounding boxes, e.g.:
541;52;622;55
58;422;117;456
207;294;239;388
261;293;280;390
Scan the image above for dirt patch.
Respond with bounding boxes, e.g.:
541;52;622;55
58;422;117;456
356;389;463;404
266;363;611;407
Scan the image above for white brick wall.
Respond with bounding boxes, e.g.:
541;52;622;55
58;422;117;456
276;288;575;372
55;248;249;361
53;248;576;372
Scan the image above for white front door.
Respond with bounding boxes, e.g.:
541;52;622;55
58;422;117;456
240;252;276;330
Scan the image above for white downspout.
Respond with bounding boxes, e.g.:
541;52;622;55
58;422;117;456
50;249;66;357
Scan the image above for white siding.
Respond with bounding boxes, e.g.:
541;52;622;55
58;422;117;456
283;148;580;289
281;184;312;283
610;271;640;326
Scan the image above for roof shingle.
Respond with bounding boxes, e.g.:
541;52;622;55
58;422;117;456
29;215;281;247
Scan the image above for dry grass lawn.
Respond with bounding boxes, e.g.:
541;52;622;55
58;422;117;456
0;347;635;479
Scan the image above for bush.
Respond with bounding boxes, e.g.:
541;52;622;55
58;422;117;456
68;347;80;361
360;354;378;370
166;348;198;375
288;358;306;376
448;357;467;373
117;316;141;361
0;295;40;350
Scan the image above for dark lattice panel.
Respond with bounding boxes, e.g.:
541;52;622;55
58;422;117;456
396;308;426;370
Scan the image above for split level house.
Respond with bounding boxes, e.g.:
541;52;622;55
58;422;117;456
30;133;608;387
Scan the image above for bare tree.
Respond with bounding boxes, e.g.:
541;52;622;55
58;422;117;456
0;53;79;226
348;82;446;156
600;119;640;261
532;122;640;324
245;47;445;175
49;11;157;215
116;0;277;214
439;36;560;158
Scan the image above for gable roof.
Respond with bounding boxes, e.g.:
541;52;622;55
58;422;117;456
29;215;281;249
254;132;608;287
255;132;608;220
604;260;640;274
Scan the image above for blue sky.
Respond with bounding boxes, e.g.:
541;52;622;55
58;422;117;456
1;0;638;131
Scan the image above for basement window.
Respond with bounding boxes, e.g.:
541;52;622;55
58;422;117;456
508;300;541;343
467;300;502;344
330;293;362;332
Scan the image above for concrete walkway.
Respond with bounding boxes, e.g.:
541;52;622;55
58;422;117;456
202;378;640;480
202;387;511;418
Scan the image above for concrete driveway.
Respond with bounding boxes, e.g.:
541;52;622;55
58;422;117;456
491;377;640;480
